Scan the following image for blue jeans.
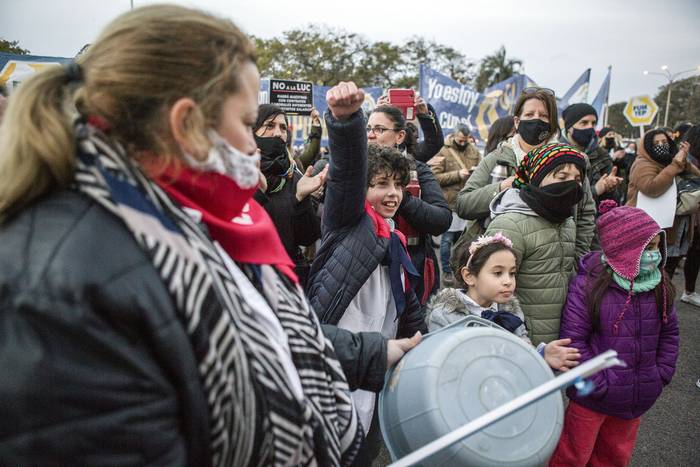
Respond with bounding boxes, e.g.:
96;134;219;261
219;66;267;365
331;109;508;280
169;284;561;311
440;231;460;275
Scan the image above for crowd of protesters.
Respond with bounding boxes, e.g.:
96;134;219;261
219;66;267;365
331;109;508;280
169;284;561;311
0;4;697;466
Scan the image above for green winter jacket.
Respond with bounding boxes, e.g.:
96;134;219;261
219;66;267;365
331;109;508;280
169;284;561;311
454;135;596;259
484;188;577;346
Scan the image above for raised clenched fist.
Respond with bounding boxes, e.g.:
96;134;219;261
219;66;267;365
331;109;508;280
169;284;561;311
326;81;365;121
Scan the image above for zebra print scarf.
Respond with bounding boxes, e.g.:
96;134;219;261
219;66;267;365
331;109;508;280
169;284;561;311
73;122;362;466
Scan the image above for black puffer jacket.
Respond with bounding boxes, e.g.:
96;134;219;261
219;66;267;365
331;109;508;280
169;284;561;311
0;189;386;465
307;110;427;338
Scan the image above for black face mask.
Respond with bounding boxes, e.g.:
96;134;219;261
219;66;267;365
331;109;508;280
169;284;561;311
571;127;596;148
256;136;290;174
454;141;468;151
647;142;674;166
518;119;552;146
519;180;584;224
256;135;292;192
604;137;616;149
652;143;671;159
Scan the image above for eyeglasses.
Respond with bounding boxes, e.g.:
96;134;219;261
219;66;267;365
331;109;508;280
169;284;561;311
366;126;401;135
522;87;556;97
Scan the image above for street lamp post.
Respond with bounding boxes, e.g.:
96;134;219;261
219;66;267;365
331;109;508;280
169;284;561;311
643;65;700;127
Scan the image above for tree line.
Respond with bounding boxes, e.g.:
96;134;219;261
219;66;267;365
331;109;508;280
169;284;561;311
3;33;698;134
251;25;520;91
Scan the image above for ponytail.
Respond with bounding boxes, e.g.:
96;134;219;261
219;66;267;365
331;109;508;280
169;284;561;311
0;66;78;223
0;5;256;224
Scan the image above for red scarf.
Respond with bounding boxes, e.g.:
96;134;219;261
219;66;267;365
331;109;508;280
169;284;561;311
155;165;298;283
364;200;414;291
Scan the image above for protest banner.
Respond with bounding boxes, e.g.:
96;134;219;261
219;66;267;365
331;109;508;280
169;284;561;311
419;65;534;144
269;79;314;116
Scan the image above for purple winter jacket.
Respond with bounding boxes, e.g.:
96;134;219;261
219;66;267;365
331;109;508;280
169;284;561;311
560;252;679;420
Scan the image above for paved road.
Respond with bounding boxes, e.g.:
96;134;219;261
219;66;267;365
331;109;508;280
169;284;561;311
630;272;699;466
374;273;700;466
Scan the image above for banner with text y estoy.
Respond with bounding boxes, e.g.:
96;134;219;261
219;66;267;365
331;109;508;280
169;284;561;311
420;65;533;143
419;64;480;135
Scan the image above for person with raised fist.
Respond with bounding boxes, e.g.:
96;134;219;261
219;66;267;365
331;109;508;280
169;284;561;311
307;81;427;465
367;98;451;305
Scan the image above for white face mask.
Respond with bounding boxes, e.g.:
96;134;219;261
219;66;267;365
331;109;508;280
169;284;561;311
182;131;260;189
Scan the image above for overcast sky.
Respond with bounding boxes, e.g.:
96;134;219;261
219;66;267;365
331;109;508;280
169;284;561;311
2;0;699;104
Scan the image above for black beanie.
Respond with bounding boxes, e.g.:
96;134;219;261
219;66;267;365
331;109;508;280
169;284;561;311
599;127;614;139
563;103;597;131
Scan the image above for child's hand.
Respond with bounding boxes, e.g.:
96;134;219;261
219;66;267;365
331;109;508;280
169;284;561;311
544;338;581;372
326;82;365;120
594;166;623;195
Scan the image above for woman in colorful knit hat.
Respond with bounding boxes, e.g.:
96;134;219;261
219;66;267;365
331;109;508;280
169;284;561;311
483;142;587;345
550;200;679;466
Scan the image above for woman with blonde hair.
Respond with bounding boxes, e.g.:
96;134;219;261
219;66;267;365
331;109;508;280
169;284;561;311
0;5;418;465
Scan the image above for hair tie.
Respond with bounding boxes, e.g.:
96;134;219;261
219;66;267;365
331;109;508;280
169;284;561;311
64;61;83;84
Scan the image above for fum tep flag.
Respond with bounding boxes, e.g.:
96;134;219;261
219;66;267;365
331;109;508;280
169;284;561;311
269;79;313;115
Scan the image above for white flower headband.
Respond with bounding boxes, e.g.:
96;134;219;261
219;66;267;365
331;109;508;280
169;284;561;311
465;232;514;271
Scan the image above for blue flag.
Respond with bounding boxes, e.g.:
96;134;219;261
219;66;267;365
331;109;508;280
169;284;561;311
558;68;591;112
419;64;535;144
591;67;611;129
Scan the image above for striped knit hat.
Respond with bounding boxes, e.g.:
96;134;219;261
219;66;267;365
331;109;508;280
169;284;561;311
513;142;587;188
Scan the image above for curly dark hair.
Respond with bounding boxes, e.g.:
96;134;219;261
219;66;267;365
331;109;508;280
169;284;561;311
367;143;410;187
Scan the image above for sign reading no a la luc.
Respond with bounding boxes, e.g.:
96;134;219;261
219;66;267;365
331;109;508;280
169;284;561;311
269;79;313;115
